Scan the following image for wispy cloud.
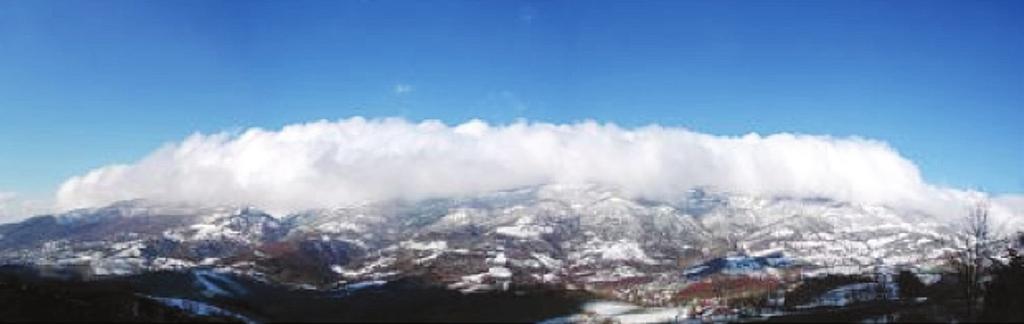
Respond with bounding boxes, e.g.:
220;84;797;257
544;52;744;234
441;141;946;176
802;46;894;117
518;6;537;25
0;192;51;224
53;117;1023;228
483;91;528;117
393;83;413;95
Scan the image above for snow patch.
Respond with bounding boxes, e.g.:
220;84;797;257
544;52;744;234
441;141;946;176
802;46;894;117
495;224;553;240
147;296;257;324
599;240;655;264
401;240;447;251
488;266;513;279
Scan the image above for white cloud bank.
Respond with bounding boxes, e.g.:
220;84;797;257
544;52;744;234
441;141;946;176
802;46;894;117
55;117;1022;227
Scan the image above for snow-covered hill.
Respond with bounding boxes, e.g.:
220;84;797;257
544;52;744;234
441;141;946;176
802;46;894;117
0;184;961;303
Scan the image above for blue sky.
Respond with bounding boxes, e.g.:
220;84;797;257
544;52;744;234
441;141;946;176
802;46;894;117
0;0;1022;199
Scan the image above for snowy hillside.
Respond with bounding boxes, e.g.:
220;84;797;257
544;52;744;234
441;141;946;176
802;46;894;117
0;184;963;304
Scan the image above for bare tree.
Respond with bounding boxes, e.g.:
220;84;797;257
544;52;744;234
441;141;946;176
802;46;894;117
954;200;994;319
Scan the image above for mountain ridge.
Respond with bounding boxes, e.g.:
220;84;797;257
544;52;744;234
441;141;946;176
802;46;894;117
0;184;959;305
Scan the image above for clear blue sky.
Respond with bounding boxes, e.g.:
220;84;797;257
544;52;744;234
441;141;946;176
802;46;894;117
0;0;1021;198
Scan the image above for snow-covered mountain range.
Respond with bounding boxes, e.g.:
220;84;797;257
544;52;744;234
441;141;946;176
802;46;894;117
0;184;960;304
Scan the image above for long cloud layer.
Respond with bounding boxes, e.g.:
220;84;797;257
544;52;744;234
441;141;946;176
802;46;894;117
56;117;1021;227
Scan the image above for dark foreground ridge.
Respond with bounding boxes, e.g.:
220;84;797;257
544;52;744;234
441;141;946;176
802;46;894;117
0;265;238;322
0;265;592;322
